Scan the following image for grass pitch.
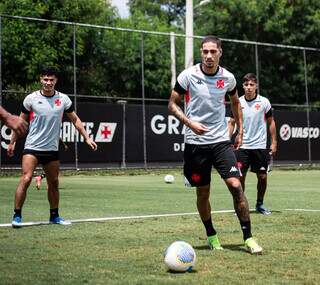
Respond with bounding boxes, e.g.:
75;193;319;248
0;170;320;285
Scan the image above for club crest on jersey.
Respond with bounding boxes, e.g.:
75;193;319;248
216;79;224;89
196;79;203;85
54;99;61;106
255;104;261;110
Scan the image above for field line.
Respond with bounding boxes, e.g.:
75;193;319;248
0;208;319;228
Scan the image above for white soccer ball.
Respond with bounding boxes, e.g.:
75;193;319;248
164;241;196;272
164;174;175;184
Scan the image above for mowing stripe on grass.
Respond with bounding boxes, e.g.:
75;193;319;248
0;208;319;228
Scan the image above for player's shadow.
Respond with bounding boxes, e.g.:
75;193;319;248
249;210;282;214
167;269;198;274
193;244;245;252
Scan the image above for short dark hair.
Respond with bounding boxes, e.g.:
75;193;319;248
243;73;257;83
201;35;222;49
40;67;59;77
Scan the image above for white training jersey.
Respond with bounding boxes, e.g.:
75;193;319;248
176;63;237;144
239;94;272;149
22;90;73;151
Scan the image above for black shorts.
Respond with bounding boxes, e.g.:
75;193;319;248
184;141;240;187
23;149;59;166
235;149;270;174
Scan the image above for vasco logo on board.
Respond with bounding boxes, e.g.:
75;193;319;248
279;124;320;141
95;123;117;142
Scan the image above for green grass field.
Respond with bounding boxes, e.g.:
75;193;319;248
1;169;320;285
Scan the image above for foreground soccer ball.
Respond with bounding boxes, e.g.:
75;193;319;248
164;241;196;272
164;174;175;184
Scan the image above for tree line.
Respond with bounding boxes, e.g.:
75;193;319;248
0;0;319;105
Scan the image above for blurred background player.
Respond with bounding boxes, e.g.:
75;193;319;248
34;138;68;190
169;36;262;254
0;106;28;137
8;67;97;228
229;73;277;215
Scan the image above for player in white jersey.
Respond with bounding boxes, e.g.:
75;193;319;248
229;73;277;215
169;36;262;254
8;67;97;228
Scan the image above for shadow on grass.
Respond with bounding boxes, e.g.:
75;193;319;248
193;243;245;252
167;269;198;274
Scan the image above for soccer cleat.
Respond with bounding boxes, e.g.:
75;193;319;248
244;237;263;254
12;216;22;228
207;235;224;250
49;216;72;225
35;176;42;190
256;204;272;215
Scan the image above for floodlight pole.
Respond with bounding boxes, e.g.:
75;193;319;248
185;0;194;68
185;0;211;68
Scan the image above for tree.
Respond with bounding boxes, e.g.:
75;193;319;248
194;0;320;105
0;0;116;98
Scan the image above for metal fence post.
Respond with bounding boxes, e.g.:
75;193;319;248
255;44;260;94
117;100;127;168
303;49;312;164
141;32;147;169
170;32;176;89
73;24;79;170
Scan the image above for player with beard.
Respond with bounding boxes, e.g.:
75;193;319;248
168;36;262;254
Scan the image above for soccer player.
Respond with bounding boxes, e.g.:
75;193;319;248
168;36;262;254
7;67;97;228
0;106;28;137
34;138;68;190
229;73;277;215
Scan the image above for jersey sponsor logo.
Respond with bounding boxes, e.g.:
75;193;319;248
38;101;43;104
216;79;224;89
279;124;320;141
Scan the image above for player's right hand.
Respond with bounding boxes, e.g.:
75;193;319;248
188;121;209;135
86;138;98;151
5;115;28;137
7;143;15;157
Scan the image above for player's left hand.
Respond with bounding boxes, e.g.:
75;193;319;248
234;133;243;150
269;143;277;156
86;138;97;151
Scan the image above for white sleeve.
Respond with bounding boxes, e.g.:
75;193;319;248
177;69;190;92
64;95;72;111
23;94;33;112
264;98;272;113
228;74;237;92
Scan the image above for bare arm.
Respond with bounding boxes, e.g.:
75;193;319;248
267;116;277;155
229;91;243;149
228;117;236;139
7;112;29;157
0;107;28;137
66;111;97;151
168;90;209;135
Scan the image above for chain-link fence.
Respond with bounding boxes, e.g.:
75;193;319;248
1;15;320;169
